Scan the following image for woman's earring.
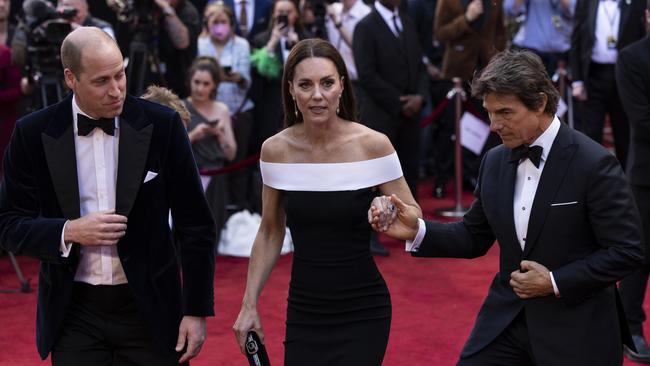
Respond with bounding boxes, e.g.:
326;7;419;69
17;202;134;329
293;98;298;117
336;95;341;115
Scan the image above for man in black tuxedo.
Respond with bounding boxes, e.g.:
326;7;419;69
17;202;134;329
569;0;646;170
616;5;650;363
371;50;643;365
352;0;428;199
0;27;215;365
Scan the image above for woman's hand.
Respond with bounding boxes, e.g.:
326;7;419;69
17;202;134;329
266;23;285;52
233;306;264;354
369;194;420;241
188;123;213;143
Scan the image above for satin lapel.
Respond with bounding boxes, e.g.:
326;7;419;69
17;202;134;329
499;149;520;253
617;0;630;42
115;96;153;217
522;124;577;258
41;95;80;220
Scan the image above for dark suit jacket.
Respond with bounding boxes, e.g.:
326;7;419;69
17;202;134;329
413;123;643;365
616;36;650;187
352;9;429;129
216;0;273;41
434;0;506;81
0;94;216;359
570;0;646;84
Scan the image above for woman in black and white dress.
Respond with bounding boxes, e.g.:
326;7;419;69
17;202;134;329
233;38;421;365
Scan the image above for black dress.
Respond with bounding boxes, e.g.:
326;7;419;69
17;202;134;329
260;153;403;365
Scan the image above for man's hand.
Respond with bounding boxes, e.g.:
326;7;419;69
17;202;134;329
465;0;484;22
176;315;206;363
369;194;419;241
400;95;424;117
64;210;127;245
509;261;554;299
572;84;588;101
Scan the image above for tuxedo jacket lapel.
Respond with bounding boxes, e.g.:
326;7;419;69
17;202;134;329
523;124;577;258
115;96;153;217
498;151;520;253
41;94;81;220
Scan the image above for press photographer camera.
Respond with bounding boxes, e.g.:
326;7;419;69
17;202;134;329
107;0;200;97
11;0;77;109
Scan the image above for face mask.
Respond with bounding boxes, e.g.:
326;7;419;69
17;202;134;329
210;23;231;41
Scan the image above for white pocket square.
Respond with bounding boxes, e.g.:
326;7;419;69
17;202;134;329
550;201;578;207
143;171;158;183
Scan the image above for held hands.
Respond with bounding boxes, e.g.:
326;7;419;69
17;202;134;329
367;196;397;231
64;210;127;246
368;194;419;241
176;315;207;363
233;306;264;354
509;261;555;299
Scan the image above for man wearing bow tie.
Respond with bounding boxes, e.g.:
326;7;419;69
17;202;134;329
0;27;215;365
370;50;643;365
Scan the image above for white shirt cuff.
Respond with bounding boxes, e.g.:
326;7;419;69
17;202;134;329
60;220;72;257
549;271;561;297
405;218;426;252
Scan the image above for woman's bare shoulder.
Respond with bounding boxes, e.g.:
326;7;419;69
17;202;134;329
347;122;395;160
260;129;295;163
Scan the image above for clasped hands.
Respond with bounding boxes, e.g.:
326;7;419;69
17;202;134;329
368;195;554;299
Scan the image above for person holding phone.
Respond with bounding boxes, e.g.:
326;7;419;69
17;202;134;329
199;2;255;211
184;56;237;243
249;0;311;154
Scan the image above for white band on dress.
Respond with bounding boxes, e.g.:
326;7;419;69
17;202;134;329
260;152;403;191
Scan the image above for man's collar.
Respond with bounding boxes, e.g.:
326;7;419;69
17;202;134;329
375;1;398;20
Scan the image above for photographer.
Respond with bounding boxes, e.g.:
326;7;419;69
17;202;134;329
58;0;115;38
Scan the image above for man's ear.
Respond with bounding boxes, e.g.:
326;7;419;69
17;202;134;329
63;68;76;91
537;93;548;115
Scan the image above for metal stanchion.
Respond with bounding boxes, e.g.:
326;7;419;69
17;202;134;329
0;253;32;293
437;78;469;218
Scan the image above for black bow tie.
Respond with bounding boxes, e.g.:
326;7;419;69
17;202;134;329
510;145;543;168
77;114;115;136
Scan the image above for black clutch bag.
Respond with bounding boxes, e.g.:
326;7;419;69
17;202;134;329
245;331;270;366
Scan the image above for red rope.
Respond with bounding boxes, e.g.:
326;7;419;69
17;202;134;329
199;153;261;176
420;97;451;127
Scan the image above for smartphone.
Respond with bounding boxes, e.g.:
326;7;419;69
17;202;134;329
222;65;232;75
277;14;289;29
206;119;219;126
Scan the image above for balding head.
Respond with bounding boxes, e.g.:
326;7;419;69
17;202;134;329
61;27;120;79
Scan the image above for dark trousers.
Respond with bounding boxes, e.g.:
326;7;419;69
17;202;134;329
579;62;629;170
51;282;185;366
457;312;536;366
620;185;650;335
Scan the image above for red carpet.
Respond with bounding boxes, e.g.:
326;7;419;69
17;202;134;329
0;181;648;365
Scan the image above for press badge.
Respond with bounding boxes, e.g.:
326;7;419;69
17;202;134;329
607;35;617;50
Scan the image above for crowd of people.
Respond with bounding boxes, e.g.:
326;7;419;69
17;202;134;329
1;0;650;365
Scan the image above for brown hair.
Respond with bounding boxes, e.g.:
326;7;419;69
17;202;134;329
471;49;559;116
281;38;356;127
141;85;191;126
186;56;223;100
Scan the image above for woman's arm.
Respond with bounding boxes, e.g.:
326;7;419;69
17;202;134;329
214;109;237;161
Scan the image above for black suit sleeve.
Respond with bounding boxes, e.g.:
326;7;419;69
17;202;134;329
552;153;644;305
166;113;216;316
412;154;496;258
353;20;403;117
0;123;68;263
569;0;586;82
616;45;650;140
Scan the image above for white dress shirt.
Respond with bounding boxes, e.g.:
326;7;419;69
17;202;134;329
591;0;620;64
408;117;563;296
374;1;403;38
325;0;371;81
60;95;128;285
235;0;255;34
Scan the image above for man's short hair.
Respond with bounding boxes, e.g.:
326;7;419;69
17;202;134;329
471;50;560;116
60;27;114;77
141;85;191;126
